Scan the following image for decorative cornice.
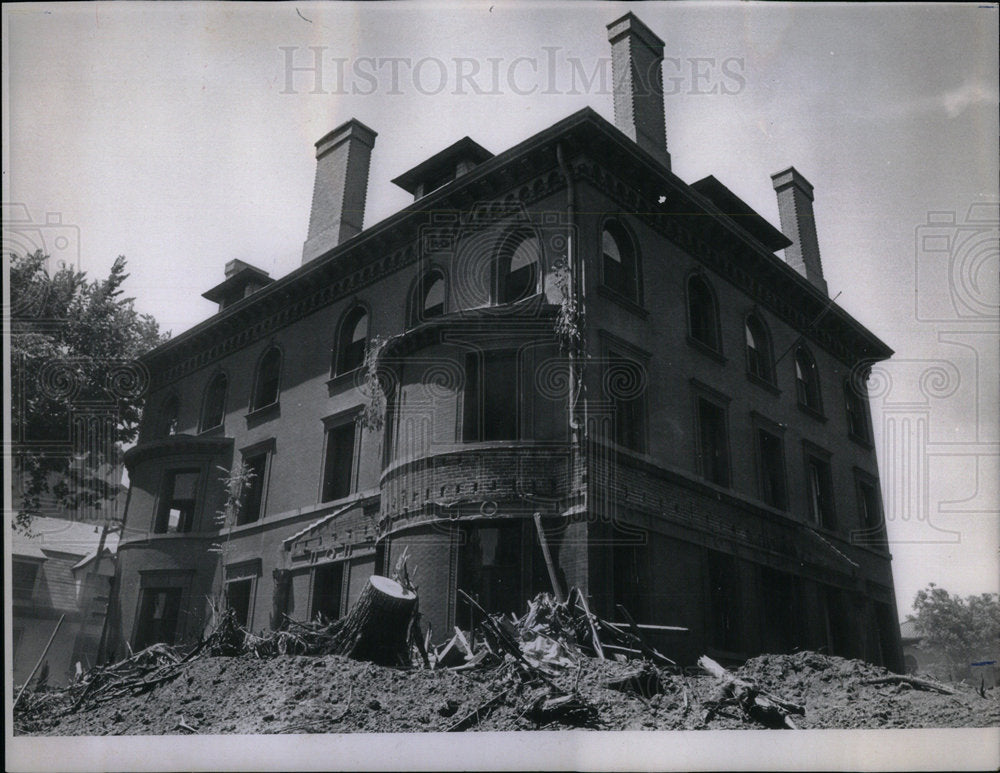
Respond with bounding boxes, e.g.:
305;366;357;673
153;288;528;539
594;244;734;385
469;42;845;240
144;107;890;390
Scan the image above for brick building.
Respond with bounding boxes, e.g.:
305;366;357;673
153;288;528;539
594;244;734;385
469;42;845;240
102;13;903;670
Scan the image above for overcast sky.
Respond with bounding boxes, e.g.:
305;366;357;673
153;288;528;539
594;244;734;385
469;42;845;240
4;1;998;617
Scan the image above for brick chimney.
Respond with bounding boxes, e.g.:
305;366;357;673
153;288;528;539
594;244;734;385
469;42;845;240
607;13;670;170
771;167;828;295
302;119;377;264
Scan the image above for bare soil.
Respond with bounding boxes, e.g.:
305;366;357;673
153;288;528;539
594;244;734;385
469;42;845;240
15;651;999;735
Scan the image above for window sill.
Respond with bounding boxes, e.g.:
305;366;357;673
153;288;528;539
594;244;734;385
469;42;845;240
848;432;875;451
746;371;780;396
596;284;648;319
685;335;726;365
797;403;828;423
197;424;225;437
326;367;363;395
245;402;280;428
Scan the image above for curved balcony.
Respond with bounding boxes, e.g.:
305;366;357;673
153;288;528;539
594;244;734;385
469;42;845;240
123;433;233;470
378;440;579;536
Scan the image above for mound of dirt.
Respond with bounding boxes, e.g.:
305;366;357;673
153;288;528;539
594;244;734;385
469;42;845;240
15;651;999;735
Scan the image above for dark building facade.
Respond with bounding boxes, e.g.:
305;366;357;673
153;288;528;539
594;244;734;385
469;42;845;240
103;13;903;670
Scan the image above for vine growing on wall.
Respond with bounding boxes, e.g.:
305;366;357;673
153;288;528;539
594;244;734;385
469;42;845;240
206;460;256;633
552;258;583;356
359;334;388;432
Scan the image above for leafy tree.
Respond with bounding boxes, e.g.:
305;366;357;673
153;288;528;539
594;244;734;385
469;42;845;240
10;250;167;531
909;583;1000;671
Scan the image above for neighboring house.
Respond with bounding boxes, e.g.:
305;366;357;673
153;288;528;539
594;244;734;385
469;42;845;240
102;12;903;671
11;517;119;687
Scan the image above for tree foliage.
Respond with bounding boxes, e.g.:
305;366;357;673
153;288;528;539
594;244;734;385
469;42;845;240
909;583;1000;667
10;250;167;530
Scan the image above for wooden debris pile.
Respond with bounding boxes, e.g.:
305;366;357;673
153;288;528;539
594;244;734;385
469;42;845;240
699;655;805;729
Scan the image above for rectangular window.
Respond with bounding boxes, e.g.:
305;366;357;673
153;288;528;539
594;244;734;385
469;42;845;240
225;578;253;629
311;563;345;622
807;456;836;529
238;452;268;525
757;428;787;509
858;479;882;530
134;587;183;650
760;567;797;653
12;560;39;602
697;398;730;486
456;522;546;629
154;469;200;533
322;422;356;502
707;551;740;652
822;586;851;658
613;537;648;622
608;354;646;453
845;384;871;442
463;351;518;442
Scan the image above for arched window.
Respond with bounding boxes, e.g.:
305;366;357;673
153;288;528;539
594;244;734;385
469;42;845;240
602;222;639;302
496;231;541;305
411;271;445;326
336;307;368;375
745;314;773;383
156;395;179;438
687;275;720;351
252;347;281;411
794;347;822;413
200;373;228;431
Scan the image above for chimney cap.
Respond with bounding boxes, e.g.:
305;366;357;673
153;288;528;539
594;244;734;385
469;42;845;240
770;166;815;199
607;12;665;54
314;118;378;159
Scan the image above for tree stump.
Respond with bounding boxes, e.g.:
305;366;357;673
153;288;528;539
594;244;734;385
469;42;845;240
325;575;417;666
